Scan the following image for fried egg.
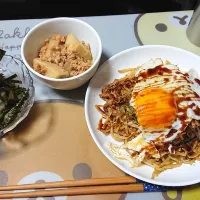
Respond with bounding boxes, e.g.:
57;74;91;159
109;58;200;166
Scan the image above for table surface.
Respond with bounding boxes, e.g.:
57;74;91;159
0;10;200;200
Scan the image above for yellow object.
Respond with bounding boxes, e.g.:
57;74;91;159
33;58;69;78
65;33;80;47
65;33;92;61
182;186;200;200
45;38;60;58
167;190;179;199
164;186;200;200
134;88;176;128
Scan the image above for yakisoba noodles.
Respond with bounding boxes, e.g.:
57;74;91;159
96;58;200;179
95;73;138;141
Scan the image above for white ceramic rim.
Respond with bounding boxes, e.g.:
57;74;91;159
85;44;200;186
21;17;102;82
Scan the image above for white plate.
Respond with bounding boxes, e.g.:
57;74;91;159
85;45;200;186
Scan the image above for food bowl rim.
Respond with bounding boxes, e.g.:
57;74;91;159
21;17;102;82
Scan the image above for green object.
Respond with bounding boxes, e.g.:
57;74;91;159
0;49;29;130
0;49;5;61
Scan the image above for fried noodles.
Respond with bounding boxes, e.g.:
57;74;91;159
96;67;200;179
96;73;138;141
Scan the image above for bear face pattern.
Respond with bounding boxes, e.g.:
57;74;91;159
134;11;200;56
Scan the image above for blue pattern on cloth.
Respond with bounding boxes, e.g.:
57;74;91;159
0;131;4;137
136;179;184;192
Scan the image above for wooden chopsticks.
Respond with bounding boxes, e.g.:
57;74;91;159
0;185;144;199
0;176;144;199
0;176;136;191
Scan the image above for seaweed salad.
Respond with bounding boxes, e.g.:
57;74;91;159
0;49;29;130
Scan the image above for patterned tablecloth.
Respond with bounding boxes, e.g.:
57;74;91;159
0;10;200;200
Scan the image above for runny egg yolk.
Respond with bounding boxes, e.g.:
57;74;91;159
134;88;177;129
